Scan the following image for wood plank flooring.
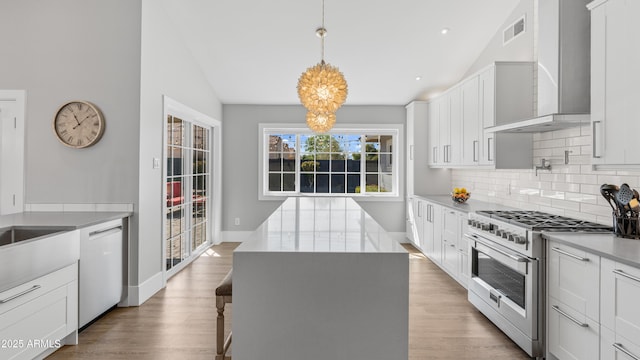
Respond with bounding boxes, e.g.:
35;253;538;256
48;242;530;359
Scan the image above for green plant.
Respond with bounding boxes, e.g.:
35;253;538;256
301;161;320;172
355;184;388;193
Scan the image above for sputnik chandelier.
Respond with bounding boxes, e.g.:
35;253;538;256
297;0;348;133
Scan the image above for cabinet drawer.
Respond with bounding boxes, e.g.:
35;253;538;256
601;325;640;360
548;242;600;320
548;297;599;360
0;263;76;316
0;265;77;360
602;258;640;343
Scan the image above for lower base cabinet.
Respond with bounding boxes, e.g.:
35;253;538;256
601;326;640;360
548;296;599;360
0;263;78;360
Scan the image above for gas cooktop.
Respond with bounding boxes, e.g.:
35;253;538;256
475;210;612;232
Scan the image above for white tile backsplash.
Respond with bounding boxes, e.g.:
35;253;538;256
452;125;640;225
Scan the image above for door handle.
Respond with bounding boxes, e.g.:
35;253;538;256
592;120;602;158
613;343;640;360
552;247;589;262
613;269;640;283
473;140;479;162
0;285;41;304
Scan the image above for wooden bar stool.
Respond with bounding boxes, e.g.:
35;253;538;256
216;270;232;360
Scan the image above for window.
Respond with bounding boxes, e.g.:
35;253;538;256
261;125;401;199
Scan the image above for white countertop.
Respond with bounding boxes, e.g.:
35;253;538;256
542;232;640;268
412;194;516;213
235;197;406;253
0;211;132;229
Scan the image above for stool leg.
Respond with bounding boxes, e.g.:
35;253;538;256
216;296;225;360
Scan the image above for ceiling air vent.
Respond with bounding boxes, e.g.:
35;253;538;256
503;16;526;45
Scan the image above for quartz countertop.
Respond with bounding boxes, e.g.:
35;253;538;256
412;194;516;213
235;197;406;253
0;211;132;229
542;232;640;268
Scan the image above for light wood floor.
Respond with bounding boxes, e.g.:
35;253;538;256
48;242;530;359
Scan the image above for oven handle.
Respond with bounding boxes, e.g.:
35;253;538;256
465;234;529;263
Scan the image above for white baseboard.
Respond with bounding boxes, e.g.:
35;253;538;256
126;271;164;306
222;231;254;242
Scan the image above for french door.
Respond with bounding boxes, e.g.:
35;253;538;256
163;98;219;278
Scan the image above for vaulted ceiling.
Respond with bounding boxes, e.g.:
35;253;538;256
162;0;520;105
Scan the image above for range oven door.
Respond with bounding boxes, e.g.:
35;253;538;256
466;233;539;340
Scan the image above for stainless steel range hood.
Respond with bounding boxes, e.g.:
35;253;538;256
487;0;591;133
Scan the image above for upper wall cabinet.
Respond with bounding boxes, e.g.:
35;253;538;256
429;62;534;169
406;101;451;197
0;90;25;215
589;0;640;167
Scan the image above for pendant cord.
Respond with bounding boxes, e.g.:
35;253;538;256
321;0;325;62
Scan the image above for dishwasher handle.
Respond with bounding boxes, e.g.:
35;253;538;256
89;226;122;238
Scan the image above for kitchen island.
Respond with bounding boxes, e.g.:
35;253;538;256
233;197;409;360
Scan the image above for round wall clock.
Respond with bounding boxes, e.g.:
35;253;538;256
53;100;105;148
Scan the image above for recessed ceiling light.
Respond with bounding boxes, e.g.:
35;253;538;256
415;76;422;81
441;28;450;35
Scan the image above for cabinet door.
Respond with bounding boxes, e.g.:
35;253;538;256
448;86;462;165
441;209;459;276
548;297;600;360
548;243;600;321
592;0;640;165
422;203;435;257
406;198;415;244
601;325;640;360
439;93;451;164
430;203;443;264
461;76;480;165
414;199;425;250
479;67;495;166
406;104;415;195
601;258;640;343
457;215;470;287
428;98;441;165
0;92;25;215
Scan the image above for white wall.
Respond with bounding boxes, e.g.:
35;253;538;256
0;0;142;204
137;0;222;301
452;126;638;226
462;0;535;79
222;105;406;234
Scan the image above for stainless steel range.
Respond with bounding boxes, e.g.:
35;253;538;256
465;210;611;359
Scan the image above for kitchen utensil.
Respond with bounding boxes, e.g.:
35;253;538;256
600;184;620;215
617;183;634;215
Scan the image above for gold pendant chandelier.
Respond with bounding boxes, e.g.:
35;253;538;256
297;0;347;133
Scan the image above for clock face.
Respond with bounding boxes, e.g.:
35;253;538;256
53;101;105;148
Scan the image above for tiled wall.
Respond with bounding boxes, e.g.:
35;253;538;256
452;125;640;225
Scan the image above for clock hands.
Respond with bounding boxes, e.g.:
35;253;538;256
72;114;95;130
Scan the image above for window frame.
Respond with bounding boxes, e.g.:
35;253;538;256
259;123;404;202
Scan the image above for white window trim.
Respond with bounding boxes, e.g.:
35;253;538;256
258;123;404;202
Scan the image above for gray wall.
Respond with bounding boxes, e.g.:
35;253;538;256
222;105;406;233
137;0;223;285
0;0;142;204
462;0;535;78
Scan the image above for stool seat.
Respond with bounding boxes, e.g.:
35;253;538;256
216;270;232;296
216;270;233;360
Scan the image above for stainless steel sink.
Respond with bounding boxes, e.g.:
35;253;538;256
0;226;73;246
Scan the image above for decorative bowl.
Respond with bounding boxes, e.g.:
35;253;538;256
452;192;470;203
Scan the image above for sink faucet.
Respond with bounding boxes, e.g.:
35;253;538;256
534;158;551;176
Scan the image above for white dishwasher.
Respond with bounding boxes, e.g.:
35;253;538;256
79;219;123;328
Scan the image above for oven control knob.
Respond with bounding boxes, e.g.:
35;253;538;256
514;236;527;245
467;219;474;226
508;234;516;242
502;231;510;239
481;223;491;231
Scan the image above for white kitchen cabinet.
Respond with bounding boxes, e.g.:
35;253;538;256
547;241;601;360
601;326;640;360
428;98;441;166
548;296;600;360
428;202;443;264
405;197;415;245
590;0;640;166
441;208;468;287
461;75;480;166
448;86;462;166
0;263;78;360
548;243;600;321
406;101;450;196
457;219;470;287
438;92;452;165
601;257;640;354
0;90;25;215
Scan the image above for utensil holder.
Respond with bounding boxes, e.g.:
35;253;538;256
613;213;640;239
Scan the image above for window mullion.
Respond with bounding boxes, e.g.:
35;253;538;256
360;134;365;195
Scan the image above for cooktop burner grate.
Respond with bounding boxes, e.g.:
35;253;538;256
476;210;612;232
